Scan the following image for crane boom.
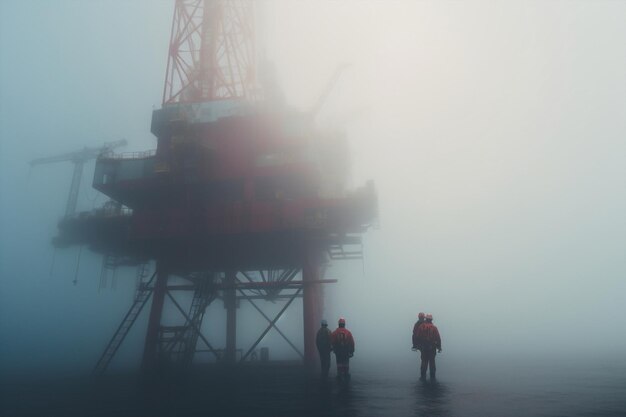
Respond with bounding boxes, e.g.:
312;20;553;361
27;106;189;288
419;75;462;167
30;139;127;216
311;63;350;118
30;139;127;166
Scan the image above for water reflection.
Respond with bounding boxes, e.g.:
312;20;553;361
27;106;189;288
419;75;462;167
414;380;451;417
306;376;359;417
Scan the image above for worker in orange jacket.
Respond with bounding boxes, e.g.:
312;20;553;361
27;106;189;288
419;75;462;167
331;317;355;380
415;313;441;380
412;312;426;350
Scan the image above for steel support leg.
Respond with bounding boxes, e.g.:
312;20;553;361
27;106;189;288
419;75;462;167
141;262;168;371
225;271;237;363
65;160;84;217
303;249;323;367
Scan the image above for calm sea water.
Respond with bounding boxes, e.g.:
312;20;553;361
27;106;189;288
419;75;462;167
2;355;625;417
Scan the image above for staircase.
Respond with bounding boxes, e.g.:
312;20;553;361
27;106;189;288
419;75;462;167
98;253;119;290
157;275;216;366
93;264;155;375
328;242;363;260
181;277;216;365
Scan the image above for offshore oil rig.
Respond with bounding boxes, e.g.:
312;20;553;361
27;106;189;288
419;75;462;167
49;0;377;374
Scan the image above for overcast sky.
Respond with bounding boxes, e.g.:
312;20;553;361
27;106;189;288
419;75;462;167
1;0;624;375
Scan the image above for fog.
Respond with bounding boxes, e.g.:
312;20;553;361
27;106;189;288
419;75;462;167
1;0;625;379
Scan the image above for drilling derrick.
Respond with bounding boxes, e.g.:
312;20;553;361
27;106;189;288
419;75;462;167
54;0;377;374
163;0;256;103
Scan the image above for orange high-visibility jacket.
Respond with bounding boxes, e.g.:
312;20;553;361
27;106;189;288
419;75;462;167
416;322;441;350
331;327;355;355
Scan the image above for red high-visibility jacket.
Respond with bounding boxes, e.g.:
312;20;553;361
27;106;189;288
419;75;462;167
331;327;355;354
415;322;441;350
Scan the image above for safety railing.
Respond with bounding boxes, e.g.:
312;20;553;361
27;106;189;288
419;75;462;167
65;206;133;221
100;149;156;160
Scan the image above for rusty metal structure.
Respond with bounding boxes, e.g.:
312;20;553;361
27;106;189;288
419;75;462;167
52;0;376;374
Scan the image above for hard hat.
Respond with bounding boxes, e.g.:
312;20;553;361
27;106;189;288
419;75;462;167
321;319;328;326
338;317;346;325
418;312;425;319
426;314;433;320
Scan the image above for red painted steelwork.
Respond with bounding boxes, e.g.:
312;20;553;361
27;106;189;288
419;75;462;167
142;263;169;370
225;271;237;362
302;248;323;367
165;279;338;291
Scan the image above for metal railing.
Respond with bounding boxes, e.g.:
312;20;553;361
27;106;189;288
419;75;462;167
100;149;157;160
65;206;133;220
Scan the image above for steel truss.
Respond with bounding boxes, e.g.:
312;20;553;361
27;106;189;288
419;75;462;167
95;264;333;373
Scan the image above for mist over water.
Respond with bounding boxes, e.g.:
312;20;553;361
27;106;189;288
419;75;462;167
2;357;626;417
1;1;625;416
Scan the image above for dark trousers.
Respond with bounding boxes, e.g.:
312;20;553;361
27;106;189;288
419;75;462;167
319;351;331;376
335;352;350;375
420;348;436;379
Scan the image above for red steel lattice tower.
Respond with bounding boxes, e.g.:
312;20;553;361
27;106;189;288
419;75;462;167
163;0;257;104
